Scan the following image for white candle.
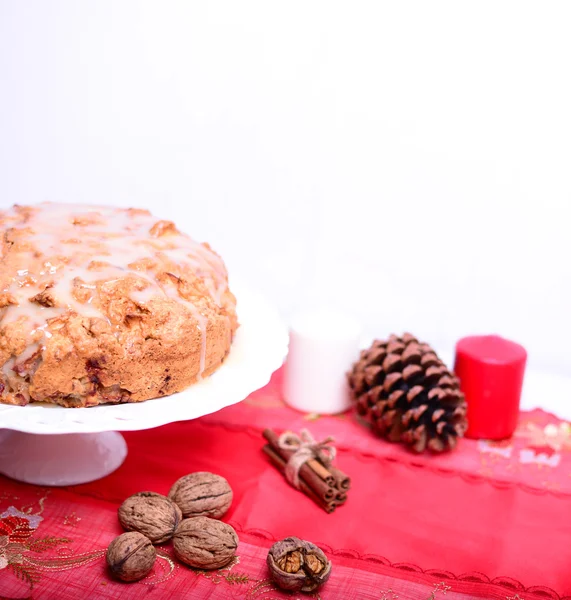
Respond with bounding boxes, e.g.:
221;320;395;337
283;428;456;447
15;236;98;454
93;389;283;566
283;308;362;414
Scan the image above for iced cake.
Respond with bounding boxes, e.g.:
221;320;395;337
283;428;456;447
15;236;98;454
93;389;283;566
0;203;238;407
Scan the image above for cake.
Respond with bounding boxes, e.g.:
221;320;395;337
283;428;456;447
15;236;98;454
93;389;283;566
0;203;238;407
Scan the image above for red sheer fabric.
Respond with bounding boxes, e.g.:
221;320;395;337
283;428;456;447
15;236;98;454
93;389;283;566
1;368;570;599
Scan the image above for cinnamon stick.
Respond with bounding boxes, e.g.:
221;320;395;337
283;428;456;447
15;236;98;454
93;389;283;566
335;492;347;504
262;444;336;513
329;466;351;491
263;429;336;490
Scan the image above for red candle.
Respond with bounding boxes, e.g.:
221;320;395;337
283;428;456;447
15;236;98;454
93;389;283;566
454;335;527;440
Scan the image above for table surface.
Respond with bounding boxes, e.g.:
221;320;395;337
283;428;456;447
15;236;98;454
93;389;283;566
1;368;570;600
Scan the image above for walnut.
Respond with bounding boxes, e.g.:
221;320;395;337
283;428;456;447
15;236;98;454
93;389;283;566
173;517;238;570
29;289;56;307
267;537;332;593
168;472;233;519
118;491;182;543
106;532;156;582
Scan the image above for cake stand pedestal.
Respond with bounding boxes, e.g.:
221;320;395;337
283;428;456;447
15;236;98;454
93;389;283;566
0;431;127;486
0;282;288;486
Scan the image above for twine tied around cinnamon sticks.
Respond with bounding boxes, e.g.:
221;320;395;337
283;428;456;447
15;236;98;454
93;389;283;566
278;429;336;490
263;428;351;513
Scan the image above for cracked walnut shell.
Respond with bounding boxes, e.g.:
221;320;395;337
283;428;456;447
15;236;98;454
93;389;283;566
173;517;238;569
106;531;156;582
118;491;183;543
168;472;233;519
267;537;332;593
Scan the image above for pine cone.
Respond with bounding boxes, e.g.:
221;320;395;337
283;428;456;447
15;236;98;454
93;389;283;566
348;333;467;453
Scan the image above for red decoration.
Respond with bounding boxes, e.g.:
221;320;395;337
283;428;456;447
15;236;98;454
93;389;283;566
0;513;35;543
454;335;527;440
3;370;571;597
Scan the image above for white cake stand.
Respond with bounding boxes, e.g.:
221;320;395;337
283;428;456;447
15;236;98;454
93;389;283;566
0;282;289;486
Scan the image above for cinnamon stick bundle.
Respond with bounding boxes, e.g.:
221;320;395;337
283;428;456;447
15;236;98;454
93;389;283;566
262;445;336;513
262;428;351;513
263;429;335;501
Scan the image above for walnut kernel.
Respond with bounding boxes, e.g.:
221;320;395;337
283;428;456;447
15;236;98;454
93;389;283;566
267;536;331;592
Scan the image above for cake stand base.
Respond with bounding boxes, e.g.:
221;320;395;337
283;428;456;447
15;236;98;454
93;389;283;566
0;430;127;486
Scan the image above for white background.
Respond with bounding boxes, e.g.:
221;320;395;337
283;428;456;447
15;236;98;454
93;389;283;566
0;1;570;376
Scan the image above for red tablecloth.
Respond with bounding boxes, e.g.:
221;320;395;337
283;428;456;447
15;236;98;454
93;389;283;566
1;368;571;599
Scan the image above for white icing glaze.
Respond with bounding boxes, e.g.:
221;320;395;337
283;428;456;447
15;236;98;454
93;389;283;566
2;357;15;379
0;203;228;379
